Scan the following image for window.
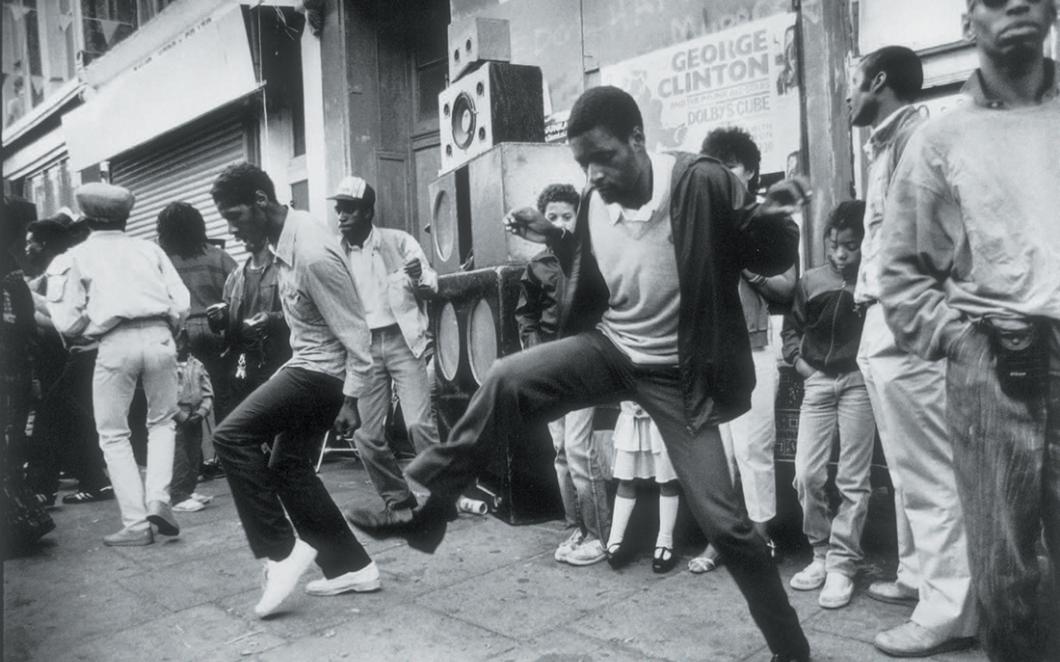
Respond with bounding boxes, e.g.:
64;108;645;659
2;0;79;130
79;0;176;65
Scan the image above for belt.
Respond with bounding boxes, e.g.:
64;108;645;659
370;323;401;334
112;315;171;331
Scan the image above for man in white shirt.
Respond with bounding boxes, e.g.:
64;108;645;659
46;182;190;547
329;176;441;528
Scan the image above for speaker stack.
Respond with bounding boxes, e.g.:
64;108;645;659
424;18;587;524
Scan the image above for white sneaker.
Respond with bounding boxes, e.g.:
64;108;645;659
190;492;213;504
172;498;205;512
254;539;317;618
554;529;585;563
566;538;608;566
818;572;854;608
790;560;827;591
305;561;381;596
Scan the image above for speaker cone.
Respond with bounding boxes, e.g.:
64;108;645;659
451;91;477;150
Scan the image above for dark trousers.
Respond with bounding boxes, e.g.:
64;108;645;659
947;323;1060;662
407;332;809;657
213;367;370;578
27;349;109;495
171;420;202;504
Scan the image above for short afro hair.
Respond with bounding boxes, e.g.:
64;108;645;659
859;46;923;103
210;162;278;209
826;200;866;243
567;86;643;142
157;201;208;258
536;183;581;215
701;126;762;192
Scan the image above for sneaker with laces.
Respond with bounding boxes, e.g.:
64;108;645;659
818;571;854;608
305;561;381;596
566;538;608;566
554;529;585;563
173;498;206;512
790;559;827;591
254;539;317;618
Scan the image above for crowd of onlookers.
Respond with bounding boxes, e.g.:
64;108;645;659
2;2;1058;660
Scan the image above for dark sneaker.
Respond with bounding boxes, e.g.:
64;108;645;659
62;486;114;504
146;500;180;536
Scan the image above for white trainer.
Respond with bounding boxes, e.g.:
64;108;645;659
818;571;854;608
566;538;608;566
554;529;585;563
172;498;205;512
789;559;827;591
305;561;381;596
254;539;317;618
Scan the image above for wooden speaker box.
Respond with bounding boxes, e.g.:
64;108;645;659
466;142;586;269
430;267;563;524
447;17;511;82
438;63;544;174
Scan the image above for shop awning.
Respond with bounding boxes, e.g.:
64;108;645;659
63;5;259;172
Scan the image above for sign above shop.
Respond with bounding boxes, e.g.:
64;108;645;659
601;12;801;175
63;5;259;172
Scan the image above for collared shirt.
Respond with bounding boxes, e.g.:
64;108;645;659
591;151;681;365
854;104;925;304
340;226;438;357
271;209;371;397
343;228;398;330
45;230;190;338
880;59;1060;360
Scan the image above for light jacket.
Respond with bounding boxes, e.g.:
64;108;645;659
342;227;438;358
880;59;1060;360
552;152;799;430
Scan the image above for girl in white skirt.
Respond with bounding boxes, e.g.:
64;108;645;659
605;400;680;573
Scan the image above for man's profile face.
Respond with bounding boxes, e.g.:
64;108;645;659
335;200;374;239
569;125;646;205
965;0;1055;64
846;67;877;127
217;192;269;247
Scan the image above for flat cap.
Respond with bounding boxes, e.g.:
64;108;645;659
76;182;135;222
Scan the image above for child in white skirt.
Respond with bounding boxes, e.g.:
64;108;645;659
605;400;680;573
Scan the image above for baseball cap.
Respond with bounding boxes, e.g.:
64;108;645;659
327;176;376;207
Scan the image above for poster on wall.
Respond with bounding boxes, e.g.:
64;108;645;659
601;12;801;175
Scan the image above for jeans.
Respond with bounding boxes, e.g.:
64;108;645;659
352;326;440;508
171;419;203;504
946;321;1060;662
407;332;809;658
793;369;876;576
857;304;976;637
93;321;178;531
26;348;108;495
213;367;370;578
549;407;611;541
721;341;779;523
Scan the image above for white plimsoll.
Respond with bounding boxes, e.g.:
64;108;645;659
304;561;382;596
254;539;317;618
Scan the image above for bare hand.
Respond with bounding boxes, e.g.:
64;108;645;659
404;258;423;281
794;358;818;380
760;175;812;216
332;398;361;436
241;313;269;337
504;207;559;244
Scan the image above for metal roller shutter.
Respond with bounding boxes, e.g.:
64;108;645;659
111;114;250;263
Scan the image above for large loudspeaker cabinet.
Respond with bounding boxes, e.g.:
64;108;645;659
467;142;586;268
430;266;563;524
427;168;471;275
447;17;511;82
438;62;544;174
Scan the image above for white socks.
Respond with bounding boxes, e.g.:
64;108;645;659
656;493;678;549
607;494;636;549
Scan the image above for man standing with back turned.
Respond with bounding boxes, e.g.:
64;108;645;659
360;86;812;662
881;2;1060;660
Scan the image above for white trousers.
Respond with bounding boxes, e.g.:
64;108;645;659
720;334;779;523
857;305;977;637
93;321;178;531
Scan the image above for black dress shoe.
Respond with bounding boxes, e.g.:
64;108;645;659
354;494;455;555
345;504;415;529
652;546;678;574
606;541;635;570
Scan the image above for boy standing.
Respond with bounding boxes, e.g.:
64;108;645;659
515;183;610;567
781;200;876;609
171;332;214;513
